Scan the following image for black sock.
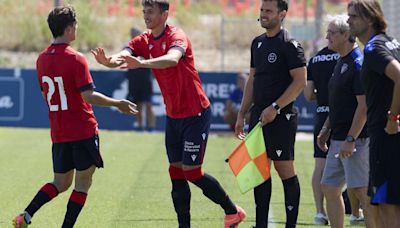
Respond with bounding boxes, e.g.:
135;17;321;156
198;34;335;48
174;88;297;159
254;178;272;228
62;190;87;228
25;183;59;219
282;176;300;228
192;173;237;215
171;180;191;228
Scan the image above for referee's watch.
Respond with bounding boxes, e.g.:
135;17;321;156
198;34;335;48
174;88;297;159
345;135;355;143
272;102;281;114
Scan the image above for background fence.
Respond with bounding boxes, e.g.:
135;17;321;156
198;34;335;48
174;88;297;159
0;68;315;132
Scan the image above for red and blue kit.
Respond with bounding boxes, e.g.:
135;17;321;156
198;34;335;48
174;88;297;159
36;44;98;143
127;25;210;118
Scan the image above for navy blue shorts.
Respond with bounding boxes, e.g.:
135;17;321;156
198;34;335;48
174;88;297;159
52;135;104;173
249;107;297;161
369;129;400;205
165;108;211;166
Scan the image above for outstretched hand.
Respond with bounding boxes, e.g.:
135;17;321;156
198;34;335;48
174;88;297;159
91;48;112;66
116;100;138;115
119;55;143;69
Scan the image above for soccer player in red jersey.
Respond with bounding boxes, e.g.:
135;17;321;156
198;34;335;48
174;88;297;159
13;6;137;228
92;1;246;227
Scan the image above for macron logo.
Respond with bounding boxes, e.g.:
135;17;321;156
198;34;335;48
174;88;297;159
312;53;340;63
276;150;282;157
202;133;207;140
191;154;197;161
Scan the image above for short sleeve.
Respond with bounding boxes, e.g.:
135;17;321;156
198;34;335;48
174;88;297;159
250;38;256;68
75;54;95;91
169;29;188;55
352;69;364;96
307;59;314;81
127;34;147;57
285;39;306;70
364;42;394;75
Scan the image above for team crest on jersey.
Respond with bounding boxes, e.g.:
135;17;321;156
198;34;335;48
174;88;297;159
162;42;166;51
149;44;153;50
340;63;348;74
268;53;277;63
257;42;262;48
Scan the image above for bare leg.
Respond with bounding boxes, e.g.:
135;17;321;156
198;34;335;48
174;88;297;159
145;102;156;129
74;165;96;193
136;102;145;130
53;170;74;193
351;187;377;228
61;166;96;228
312;158;327;215
379;204;400;228
348;188;361;217
322;184;345;228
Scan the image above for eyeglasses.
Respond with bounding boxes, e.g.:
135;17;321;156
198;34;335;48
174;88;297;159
326;30;341;36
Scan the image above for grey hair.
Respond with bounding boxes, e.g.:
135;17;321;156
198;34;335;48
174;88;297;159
326;14;356;43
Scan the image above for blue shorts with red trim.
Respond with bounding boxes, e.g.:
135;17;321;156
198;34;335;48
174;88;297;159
165;107;210;166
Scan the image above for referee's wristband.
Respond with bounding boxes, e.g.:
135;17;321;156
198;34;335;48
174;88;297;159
387;111;400;122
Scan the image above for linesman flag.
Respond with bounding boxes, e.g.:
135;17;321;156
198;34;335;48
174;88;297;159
226;123;270;194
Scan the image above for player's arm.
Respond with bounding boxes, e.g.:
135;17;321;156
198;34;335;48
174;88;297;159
235;68;255;139
91;48;131;68
121;48;183;69
275;66;307;108
81;89;138;115
260;66;306;125
383;59;400;134
317;116;331;152
304;80;316;101
347;95;367;140
339;95;367;158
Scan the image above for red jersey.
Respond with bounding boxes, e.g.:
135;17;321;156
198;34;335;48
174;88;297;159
127;25;210;118
36;44;98;143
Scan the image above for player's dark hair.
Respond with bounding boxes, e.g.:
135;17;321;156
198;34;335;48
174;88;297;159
263;0;289;12
348;0;387;33
142;0;169;12
47;6;77;38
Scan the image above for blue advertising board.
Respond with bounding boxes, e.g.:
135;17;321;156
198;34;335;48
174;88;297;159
0;68;315;132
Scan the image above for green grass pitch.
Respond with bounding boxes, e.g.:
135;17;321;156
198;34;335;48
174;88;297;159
0;127;348;227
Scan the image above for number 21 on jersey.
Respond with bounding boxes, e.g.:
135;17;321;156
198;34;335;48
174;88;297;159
42;76;68;111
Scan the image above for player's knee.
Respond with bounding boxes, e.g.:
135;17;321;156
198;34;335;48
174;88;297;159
74;177;93;193
53;179;73;193
169;165;186;180
183;167;204;183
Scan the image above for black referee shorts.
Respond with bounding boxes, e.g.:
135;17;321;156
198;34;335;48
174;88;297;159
249;107;297;161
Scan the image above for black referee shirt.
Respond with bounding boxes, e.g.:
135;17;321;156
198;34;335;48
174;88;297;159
250;29;306;112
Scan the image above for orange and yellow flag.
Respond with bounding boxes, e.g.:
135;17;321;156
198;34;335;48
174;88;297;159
227;123;270;194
